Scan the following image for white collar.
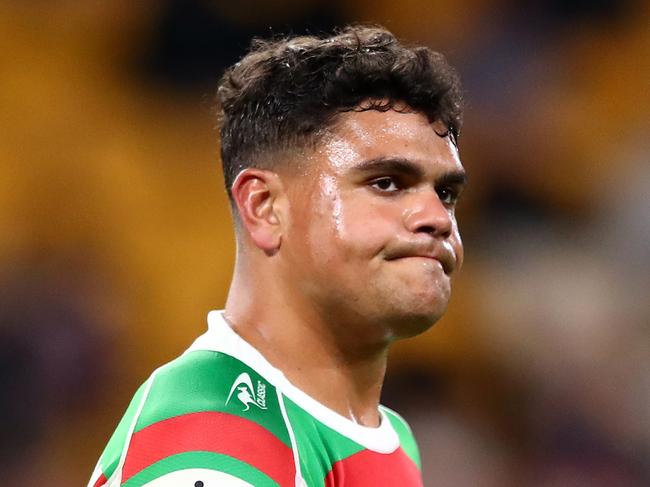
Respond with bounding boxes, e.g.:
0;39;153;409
185;310;400;453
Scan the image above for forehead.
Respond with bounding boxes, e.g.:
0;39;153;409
317;109;462;173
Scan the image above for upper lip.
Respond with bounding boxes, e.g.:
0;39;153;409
384;245;456;275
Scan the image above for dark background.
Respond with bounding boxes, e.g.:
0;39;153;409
1;1;648;485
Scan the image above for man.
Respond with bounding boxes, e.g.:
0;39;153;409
88;24;466;487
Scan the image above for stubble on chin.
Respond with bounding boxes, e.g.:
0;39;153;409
360;271;451;339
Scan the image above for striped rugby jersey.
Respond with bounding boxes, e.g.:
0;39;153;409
88;311;423;486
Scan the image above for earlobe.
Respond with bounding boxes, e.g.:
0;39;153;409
231;169;283;253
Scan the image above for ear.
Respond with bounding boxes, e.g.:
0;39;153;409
230;168;285;254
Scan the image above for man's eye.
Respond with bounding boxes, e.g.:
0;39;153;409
370;177;399;192
438;187;459;205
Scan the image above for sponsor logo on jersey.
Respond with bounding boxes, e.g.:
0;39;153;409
226;372;267;411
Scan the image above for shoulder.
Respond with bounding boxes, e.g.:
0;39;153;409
380;405;421;469
97;350;296;486
133;349;291;439
136;349;251;422
380;405;413;433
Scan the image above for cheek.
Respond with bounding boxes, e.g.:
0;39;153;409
303;197;398;264
452;222;464;270
335;199;401;256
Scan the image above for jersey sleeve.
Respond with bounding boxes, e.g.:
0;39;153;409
87;351;297;487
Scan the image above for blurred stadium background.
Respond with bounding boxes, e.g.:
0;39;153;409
1;1;649;485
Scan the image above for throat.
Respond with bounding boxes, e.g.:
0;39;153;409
224;309;389;426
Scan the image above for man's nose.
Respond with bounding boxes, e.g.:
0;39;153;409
402;190;453;238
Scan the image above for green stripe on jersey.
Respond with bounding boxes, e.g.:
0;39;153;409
98;381;148;480
283;397;365;487
382;407;421;469
122;451;279;487
134;350;291;447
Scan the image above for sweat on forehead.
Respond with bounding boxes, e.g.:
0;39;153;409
306;109;463;183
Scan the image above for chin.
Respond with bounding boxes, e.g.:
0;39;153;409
381;299;449;339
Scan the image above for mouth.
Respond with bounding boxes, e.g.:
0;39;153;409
404;256;452;274
385;252;455;275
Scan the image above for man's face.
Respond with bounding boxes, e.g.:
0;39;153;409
281;108;466;340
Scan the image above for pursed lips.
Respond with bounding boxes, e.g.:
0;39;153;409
383;247;456;275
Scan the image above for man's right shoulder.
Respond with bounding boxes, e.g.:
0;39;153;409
90;350;295;487
139;349;269;422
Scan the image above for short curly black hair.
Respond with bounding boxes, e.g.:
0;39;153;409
216;24;463;197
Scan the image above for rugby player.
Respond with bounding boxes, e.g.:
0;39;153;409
89;24;466;487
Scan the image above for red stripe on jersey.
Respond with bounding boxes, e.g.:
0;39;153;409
122;411;295;486
325;447;422;487
91;472;107;487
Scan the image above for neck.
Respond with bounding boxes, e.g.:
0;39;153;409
224;261;391;427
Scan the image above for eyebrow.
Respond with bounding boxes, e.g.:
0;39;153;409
352;156;467;186
436;169;468;187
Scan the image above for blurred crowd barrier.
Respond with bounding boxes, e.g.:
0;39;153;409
1;1;648;485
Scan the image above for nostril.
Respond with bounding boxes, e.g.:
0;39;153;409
416;225;436;235
415;224;452;238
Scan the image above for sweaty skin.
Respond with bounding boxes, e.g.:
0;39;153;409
226;108;466;427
